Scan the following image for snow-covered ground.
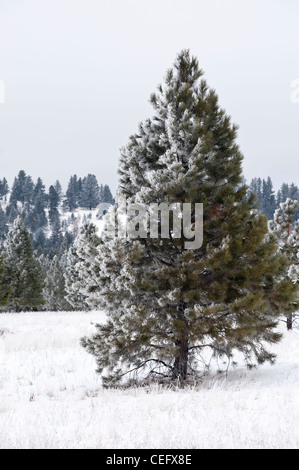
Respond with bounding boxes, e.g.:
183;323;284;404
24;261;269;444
60;207;105;235
0;311;299;449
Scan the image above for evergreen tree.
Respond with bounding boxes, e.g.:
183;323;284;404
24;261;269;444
22;211;38;233
33;177;45;202
0;255;10;307
100;184;115;205
277;183;290;207
77;177;83;202
48;185;60;227
53;180;63;203
269;198;299;330
81;51;298;386
276;183;299;221
261;177;276;220
64;223;101;309
0;178;9;200
0;206;8;241
62;231;75;253
5;203;19;225
64;227;94;311
249;177;276;220
3;217;45;312
9;171;34;210
63;175;79;212
288;183;299;201
9;177;20;209
23;174;34;212
80;174;100;209
39;254;72;311
24;177;48;232
48;219;63;257
33;193;48;230
34;228;47;254
249;177;262;209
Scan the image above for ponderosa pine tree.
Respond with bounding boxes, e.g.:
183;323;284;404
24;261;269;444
99;184;115;205
261;177;276;220
0;177;9;200
3;216;45;312
64;224;99;310
48;219;64;257
9;171;34;213
269;198;299;330
63;175;80;212
23;178;48;233
0;255;10;307
33;178;47;225
64;223;101;309
276;183;299;222
39;254;72;311
48;185;60;227
54;180;63;203
0;206;8;241
34;228;47;254
249;177;276;220
80;174;101;210
249;177;263;209
81;50;298;386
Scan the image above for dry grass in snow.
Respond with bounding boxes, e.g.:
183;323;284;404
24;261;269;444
0;311;299;449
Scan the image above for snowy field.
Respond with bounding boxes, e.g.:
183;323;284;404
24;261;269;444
0;311;299;449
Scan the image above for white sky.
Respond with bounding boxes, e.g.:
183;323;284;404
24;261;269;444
0;0;298;194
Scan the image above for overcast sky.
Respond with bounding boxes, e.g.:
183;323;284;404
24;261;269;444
0;0;298;195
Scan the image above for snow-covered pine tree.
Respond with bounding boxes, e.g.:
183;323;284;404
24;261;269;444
71;223;101;309
0;177;9;200
3;216;45;312
261;177;276;220
64;223;100;310
0;255;10;306
249;177;263;209
34;228;47;254
48;219;64;257
80;174;101;210
48;185;60;227
0;206;8;241
63;175;80;212
54;180;63;203
276;183;299;222
249;177;276;220
39;254;72;311
101;184;115;205
81;50;298;386
9;170;28;208
269;198;299;329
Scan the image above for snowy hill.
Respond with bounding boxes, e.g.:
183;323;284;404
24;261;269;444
0;311;298;449
60;207;105;237
0;182;109;243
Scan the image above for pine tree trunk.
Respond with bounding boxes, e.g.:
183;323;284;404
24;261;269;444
172;301;189;381
172;338;189;381
287;314;293;331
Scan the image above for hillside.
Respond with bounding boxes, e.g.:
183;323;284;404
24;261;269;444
0;311;298;449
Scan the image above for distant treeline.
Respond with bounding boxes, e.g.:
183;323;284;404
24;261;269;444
0;170;115;257
248;177;299;221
